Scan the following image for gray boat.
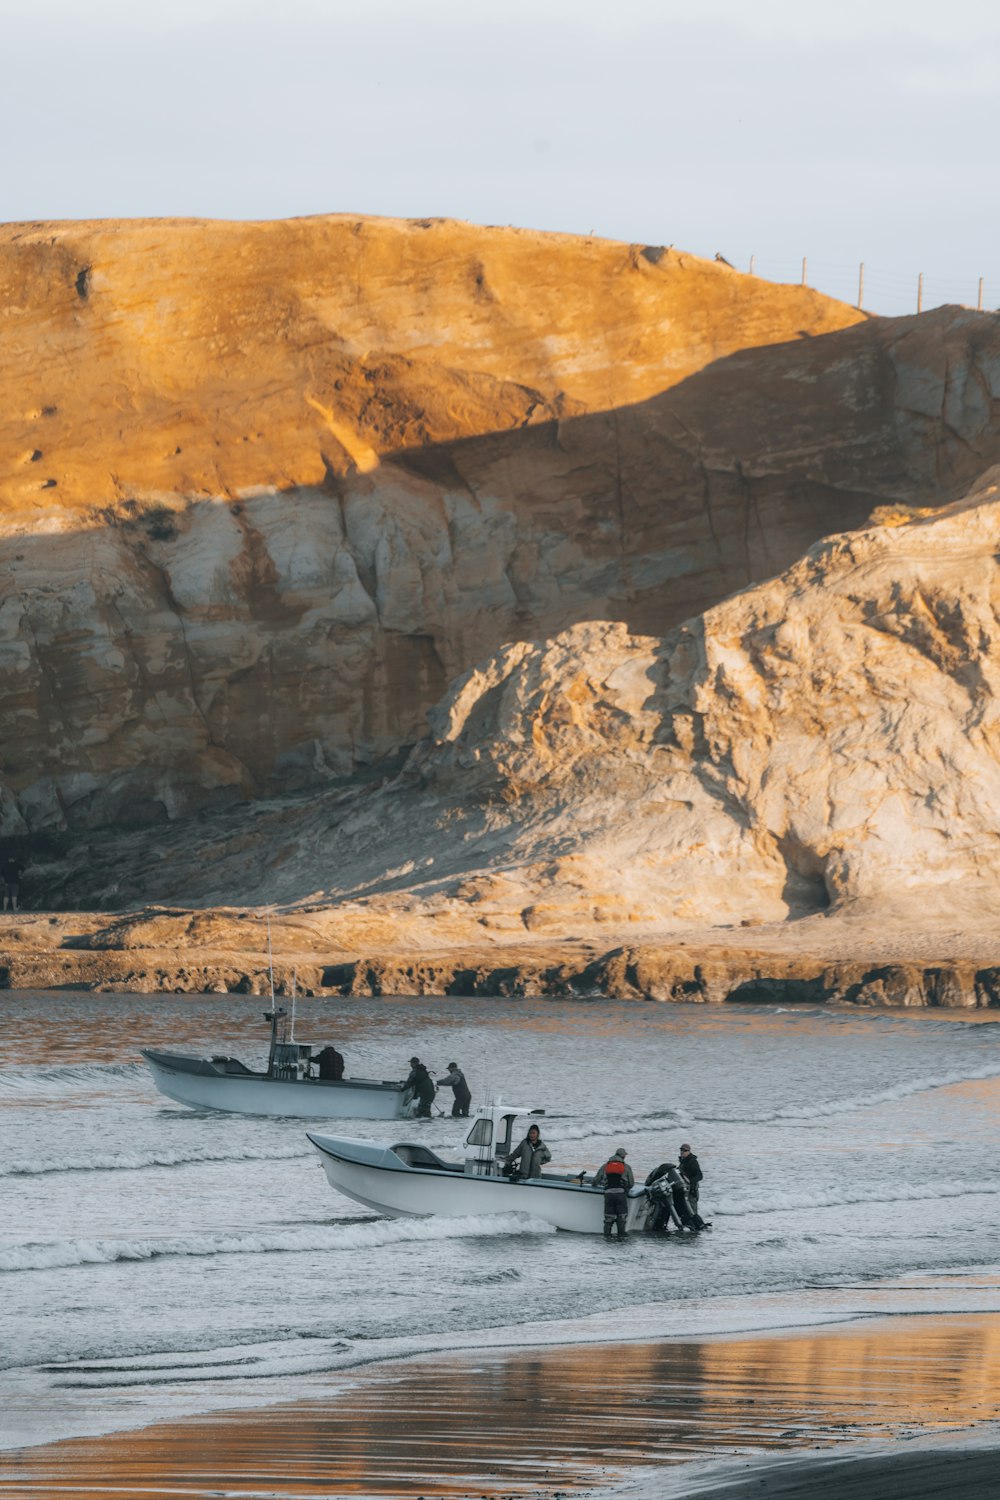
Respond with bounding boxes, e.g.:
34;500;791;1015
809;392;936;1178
142;1003;409;1119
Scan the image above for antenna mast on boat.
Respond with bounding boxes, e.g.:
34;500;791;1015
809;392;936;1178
264;909;287;1075
266;910;277;1007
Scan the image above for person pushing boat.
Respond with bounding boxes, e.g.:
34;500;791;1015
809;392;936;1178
644;1150;710;1232
436;1062;472;1117
404;1057;436;1118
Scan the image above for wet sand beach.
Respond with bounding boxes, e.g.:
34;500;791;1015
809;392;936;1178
3;1313;999;1498
650;1445;1000;1498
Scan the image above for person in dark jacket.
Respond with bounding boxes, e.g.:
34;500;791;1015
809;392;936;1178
593;1147;634;1239
504;1122;551;1180
314;1044;345;1081
679;1143;703;1211
644;1161;695;1232
436;1062;472;1116
2;852;25;912
404;1057;436;1118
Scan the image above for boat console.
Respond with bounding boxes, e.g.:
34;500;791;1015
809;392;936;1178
462;1103;546;1177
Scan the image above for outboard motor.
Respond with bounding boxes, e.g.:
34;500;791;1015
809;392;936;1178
645;1163;699;1233
645;1176;678;1233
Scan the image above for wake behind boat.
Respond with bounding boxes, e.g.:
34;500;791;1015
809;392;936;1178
142;1003;409;1120
308;1103;651;1234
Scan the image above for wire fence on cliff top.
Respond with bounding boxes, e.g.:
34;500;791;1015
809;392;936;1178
731;254;995;318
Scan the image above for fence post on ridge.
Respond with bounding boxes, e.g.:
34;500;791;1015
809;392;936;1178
801;256;807;286
749;254;755;276
979;278;985;311
917;273;924;314
857;263;864;310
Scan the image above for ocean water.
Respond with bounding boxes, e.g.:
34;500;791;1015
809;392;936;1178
2;992;1000;1452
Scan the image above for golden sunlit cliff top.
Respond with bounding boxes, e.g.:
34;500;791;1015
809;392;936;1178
0;214;865;518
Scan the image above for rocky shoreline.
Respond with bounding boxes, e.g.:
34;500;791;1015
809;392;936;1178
2;917;998;1007
320;947;1000;1008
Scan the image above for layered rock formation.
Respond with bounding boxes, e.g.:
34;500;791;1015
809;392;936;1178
7;473;1000;999
3;215;1000;834
243;468;1000;934
15;469;1000;942
3;909;1000;1008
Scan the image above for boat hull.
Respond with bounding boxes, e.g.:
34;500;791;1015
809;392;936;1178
142;1051;408;1119
308;1133;649;1234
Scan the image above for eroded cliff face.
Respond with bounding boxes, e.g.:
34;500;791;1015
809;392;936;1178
377;472;1000;933
2;215;999;834
23;469;1000;949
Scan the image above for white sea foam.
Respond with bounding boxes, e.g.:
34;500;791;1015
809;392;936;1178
0;1143;312;1179
396;1110;674;1159
699;1063;1000;1125
53;1347;366;1389
712;1180;1000;1217
535;1111;675;1143
0;1112;667;1179
0;1212;554;1273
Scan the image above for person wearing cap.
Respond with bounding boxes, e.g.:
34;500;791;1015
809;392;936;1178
403;1057;436;1118
644;1159;694;1232
679;1143;703;1211
435;1061;472;1117
592;1147;635;1239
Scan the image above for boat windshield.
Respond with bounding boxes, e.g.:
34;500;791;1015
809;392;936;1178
466;1117;492;1146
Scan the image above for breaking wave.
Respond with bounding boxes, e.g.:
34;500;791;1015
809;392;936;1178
0;1113;670;1179
0;1212;555;1273
712;1180;1000;1217
699;1064;1000;1125
539;1110;675;1143
400;1111;675;1159
462;1266;523;1285
0;1142;312;1179
49;1340;378;1390
0;1061;147;1096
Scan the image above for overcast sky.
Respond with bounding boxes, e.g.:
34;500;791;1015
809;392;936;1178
2;0;997;314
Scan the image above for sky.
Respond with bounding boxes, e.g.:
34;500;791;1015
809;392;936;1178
2;0;998;315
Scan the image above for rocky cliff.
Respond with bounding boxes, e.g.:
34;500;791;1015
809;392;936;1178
7;470;1000;1000
223;468;1000;930
17;466;1000;927
3;215;999;835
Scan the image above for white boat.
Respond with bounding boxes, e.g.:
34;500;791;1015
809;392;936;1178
308;1103;651;1234
142;1003;409;1120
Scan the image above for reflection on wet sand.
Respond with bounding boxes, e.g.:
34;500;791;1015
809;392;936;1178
4;1314;1000;1497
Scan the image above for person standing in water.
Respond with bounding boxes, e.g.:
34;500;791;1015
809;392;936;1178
404;1057;436;1118
593;1147;634;1239
436;1062;472;1116
644;1160;695;1232
679;1143;703;1212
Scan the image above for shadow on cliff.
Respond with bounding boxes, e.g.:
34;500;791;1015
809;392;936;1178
4;305;1000;910
373;303;1000;637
